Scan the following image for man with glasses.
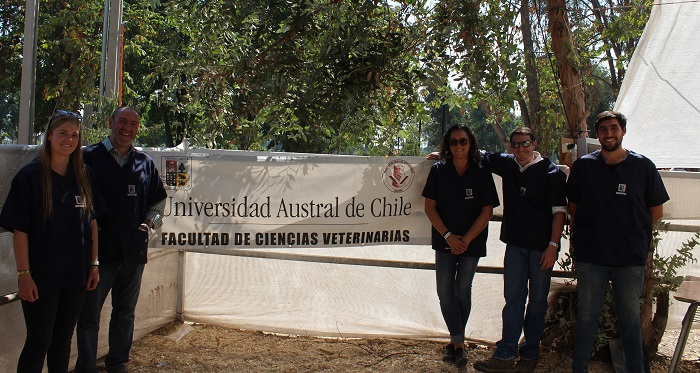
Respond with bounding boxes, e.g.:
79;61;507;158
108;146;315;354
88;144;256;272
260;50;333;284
473;127;567;373
75;106;167;373
567;111;668;373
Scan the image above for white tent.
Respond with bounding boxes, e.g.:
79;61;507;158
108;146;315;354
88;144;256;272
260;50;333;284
615;0;700;169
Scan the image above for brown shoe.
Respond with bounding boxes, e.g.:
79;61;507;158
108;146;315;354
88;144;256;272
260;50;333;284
514;358;539;373
473;356;516;372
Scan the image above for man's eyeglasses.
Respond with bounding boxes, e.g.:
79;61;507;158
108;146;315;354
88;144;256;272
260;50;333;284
53;110;82;120
511;140;532;148
449;138;469;147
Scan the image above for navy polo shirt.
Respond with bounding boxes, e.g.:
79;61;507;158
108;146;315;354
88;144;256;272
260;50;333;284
0;159;104;290
567;150;669;266
422;159;500;256
484;152;567;252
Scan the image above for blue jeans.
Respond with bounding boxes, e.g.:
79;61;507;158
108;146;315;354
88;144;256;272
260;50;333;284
435;250;479;345
493;245;552;361
572;262;645;373
76;263;145;373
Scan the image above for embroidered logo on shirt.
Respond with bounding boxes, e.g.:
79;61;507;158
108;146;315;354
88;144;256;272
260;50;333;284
128;185;137;197
616;183;627;195
520;187;527;197
465;188;474;199
74;196;85;208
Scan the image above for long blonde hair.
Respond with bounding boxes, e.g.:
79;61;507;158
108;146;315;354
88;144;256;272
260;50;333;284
40;110;93;222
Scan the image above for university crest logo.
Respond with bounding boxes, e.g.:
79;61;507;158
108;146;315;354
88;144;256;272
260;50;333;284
162;157;192;190
382;159;415;193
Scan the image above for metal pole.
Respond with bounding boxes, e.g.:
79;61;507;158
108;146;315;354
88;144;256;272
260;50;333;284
104;0;123;99
99;0;110;98
176;249;186;322
17;0;40;145
118;22;125;106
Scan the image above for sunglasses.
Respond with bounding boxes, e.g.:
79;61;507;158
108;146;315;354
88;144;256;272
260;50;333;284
511;140;533;148
449;138;469;147
53;110;82;120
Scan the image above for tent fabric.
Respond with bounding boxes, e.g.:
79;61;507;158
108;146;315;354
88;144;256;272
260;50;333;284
615;0;700;169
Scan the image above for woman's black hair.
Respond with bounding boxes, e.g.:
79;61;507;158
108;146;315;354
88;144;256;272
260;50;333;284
439;125;482;166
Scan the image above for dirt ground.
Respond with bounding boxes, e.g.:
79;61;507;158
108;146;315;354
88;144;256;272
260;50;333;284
95;322;700;372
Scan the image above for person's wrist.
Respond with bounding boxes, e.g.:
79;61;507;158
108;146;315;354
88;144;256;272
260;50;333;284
17;269;31;277
443;231;452;240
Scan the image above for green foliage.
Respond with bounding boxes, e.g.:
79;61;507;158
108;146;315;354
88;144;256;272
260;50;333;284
652;223;699;294
0;0;652;154
0;1;23;141
121;0;434;153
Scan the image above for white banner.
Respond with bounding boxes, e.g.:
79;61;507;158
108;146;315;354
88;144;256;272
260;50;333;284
148;148;435;249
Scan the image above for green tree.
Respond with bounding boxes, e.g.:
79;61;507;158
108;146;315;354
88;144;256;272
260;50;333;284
0;0;23;141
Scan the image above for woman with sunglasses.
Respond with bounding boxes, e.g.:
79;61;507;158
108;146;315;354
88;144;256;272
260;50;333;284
0;110;104;372
422;124;499;367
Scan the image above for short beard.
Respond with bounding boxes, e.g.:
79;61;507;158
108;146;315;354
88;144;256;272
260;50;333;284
601;140;622;152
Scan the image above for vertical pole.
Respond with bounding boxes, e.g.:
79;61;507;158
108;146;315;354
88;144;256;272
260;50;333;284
104;0;123;100
417;120;421;156
176;249;185;322
98;0;110;99
440;104;447;139
668;304;698;373
17;0;40;145
118;23;125;106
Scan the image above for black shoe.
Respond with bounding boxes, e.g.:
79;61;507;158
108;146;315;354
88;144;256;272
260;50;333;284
473;356;516;372
442;343;456;363
454;347;469;368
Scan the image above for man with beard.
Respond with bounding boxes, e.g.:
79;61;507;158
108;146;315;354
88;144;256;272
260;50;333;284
567;111;669;373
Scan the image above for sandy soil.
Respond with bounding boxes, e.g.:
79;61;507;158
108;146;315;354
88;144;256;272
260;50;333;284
92;322;700;372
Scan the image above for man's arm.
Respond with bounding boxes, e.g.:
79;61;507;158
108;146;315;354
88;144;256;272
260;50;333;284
568;201;577;224
143;199;166;230
649;204;664;224
541;211;566;269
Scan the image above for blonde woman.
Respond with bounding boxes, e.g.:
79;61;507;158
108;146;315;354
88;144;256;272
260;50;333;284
0;110;103;373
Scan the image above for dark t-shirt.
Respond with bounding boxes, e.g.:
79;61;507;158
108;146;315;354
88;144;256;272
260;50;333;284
0;159;104;290
484;153;567;251
421;159;500;256
566;150;669;266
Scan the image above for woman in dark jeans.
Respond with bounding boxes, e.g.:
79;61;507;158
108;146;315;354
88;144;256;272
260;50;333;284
422;124;499;368
0;110;102;372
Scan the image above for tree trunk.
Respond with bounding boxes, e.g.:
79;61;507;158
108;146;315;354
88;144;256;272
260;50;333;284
478;100;509;151
547;0;589;138
641;249;655;351
163;111;174;148
641;246;670;359
649;292;670;357
521;0;542;135
590;0;619;90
